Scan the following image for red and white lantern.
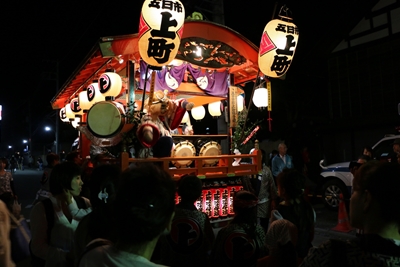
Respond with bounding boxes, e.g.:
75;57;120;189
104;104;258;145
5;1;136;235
79;81;105;111
99;70;122;99
138;0;185;67
258;19;299;78
65;98;83;121
59;107;69;122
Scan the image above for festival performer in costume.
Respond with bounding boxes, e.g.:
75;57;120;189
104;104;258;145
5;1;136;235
137;90;194;151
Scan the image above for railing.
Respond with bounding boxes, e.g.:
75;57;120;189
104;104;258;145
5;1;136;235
120;151;262;180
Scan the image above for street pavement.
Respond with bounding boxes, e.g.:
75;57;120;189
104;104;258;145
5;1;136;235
11;167;356;248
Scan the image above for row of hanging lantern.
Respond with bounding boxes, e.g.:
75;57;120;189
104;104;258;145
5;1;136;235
59;69;123;127
183;95;245;122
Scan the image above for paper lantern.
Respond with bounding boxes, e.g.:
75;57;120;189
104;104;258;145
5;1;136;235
253;88;268;108
65;103;74;120
208;101;221;117
99;70;122;99
191;106;205;121
78;91;90;112
237;95;244;112
181;111;189;123
138;0;185;67
65;98;82;120
59;107;69;122
79;81;104;111
71;116;81;128
71;97;83;115
258;19;299;78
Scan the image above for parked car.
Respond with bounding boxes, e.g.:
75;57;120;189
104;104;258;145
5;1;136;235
319;134;400;210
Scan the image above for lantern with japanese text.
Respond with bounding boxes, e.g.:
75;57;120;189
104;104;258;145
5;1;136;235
99;70;122;100
258;17;299;78
138;0;185;67
71;116;81;128
65;98;83;121
79;81;105;112
59;107;69;122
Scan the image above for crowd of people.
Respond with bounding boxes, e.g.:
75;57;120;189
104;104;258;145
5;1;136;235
0;138;399;266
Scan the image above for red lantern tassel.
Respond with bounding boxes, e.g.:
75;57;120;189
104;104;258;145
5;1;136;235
268;111;272;132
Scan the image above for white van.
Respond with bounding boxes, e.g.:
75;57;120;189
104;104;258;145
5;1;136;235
319;134;399;210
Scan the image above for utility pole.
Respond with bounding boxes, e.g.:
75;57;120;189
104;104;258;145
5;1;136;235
55;61;59;155
41;60;59;155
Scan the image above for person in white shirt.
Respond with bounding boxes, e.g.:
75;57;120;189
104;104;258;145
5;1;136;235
30;161;92;267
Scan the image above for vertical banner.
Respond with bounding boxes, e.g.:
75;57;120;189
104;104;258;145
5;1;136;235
267;80;272;111
229;86;238;127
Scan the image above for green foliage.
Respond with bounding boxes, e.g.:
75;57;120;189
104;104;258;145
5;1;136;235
231;107;260;153
120;106;142;150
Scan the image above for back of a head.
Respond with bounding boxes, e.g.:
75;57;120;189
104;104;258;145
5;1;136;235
113;163;176;246
266;219;298;266
354;161;400;227
276;169;314;235
65;151;79;162
46;153;60;166
178;174;202;202
277;168;306;201
0;157;8;166
232;190;258;224
49;161;81;195
89;164;121;208
266;219;298;252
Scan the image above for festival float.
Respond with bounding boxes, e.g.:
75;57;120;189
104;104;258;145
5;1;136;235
51;1;298;221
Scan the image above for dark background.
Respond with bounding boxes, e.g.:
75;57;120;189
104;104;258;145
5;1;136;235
1;0;398;165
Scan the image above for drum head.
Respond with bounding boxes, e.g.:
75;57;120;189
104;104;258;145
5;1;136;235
171;141;196;167
87;101;123;137
199;141;222;166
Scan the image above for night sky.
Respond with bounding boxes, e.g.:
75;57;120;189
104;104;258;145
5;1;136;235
1;0;379;153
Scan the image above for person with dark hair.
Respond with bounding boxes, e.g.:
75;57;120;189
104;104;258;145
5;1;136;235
392;138;400;163
300;161;400;266
268;150;278;169
157;174;215;267
362;146;373;158
257;219;301;267
256;150;277;232
0;157;17;199
66;150;91;198
276;168;315;259
35;153;60;203
210;190;266;267
30;161;91;267
9;156;17;174
79;163;176;267
74;164;121;264
65;151;82;165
